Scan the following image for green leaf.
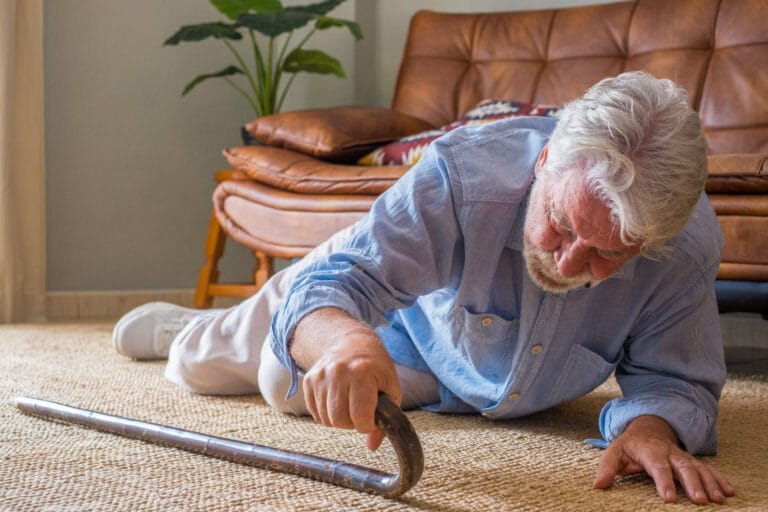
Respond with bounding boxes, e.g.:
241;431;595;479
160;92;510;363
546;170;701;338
284;0;345;16
283;48;344;77
210;0;282;20
164;22;242;45
237;10;316;37
237;0;350;37
182;65;244;95
315;16;363;40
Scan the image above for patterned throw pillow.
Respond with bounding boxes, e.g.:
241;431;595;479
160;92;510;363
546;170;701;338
357;100;560;166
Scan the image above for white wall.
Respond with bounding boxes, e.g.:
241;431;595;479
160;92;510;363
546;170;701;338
43;0;616;292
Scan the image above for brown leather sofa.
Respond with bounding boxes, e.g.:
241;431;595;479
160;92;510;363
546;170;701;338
196;0;768;317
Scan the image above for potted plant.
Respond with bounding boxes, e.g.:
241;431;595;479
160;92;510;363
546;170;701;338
164;0;363;123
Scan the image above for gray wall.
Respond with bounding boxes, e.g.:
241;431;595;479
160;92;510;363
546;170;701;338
44;0;615;292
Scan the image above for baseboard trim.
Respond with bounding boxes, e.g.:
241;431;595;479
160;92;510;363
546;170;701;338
720;312;768;349
45;290;200;320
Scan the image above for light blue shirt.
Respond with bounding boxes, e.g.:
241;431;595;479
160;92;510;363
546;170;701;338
271;117;726;455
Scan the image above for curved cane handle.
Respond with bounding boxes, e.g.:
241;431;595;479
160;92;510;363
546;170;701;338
13;394;424;498
372;393;425;496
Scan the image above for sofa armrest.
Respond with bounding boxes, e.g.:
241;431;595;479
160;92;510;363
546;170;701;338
243;106;434;163
222;145;411;195
706;153;768;194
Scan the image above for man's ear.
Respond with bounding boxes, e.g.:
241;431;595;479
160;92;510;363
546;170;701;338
535;143;549;175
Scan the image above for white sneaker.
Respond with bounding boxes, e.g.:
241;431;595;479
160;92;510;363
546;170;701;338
113;302;201;360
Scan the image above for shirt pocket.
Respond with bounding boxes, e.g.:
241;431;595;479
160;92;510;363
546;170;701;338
547;344;623;406
448;306;519;376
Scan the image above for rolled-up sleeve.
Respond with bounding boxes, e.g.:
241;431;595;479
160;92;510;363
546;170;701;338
269;273;368;397
269;142;465;397
599;258;725;455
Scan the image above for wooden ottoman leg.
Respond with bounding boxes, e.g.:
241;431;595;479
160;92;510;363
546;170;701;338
194;210;227;308
253;250;274;290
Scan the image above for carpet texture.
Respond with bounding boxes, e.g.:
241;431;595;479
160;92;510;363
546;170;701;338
1;323;766;511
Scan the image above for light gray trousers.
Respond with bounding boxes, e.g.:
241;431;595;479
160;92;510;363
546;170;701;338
164;224;440;415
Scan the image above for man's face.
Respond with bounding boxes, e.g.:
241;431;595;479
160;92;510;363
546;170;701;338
522;160;642;294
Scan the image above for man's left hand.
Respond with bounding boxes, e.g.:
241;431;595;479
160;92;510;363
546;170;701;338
593;415;735;505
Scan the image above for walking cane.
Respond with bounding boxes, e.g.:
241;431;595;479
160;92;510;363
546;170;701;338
13;393;423;499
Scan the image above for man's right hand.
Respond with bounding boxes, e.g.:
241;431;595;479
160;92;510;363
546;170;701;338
290;307;402;451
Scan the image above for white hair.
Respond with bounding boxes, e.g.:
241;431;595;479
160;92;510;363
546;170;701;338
543;71;708;255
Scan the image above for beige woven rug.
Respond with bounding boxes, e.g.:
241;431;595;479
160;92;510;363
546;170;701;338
1;323;766;511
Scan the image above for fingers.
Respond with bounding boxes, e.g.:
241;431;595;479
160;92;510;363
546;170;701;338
367;429;386;452
596;426;735;505
597;440;679;502
302;376;328;426
594;438;648;489
307;380;392;452
643;456;678;503
593;444;622;489
657;450;736;505
348;379;381;434
639;447;734;504
303;374;361;430
710;465;736;498
300;344;402;452
671;455;707;504
289;309;405;453
302;376;393;452
670;454;736;505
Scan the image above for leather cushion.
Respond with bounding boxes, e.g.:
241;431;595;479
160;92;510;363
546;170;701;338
243;106;434;163
392;3;768;154
222;145;410;195
224;144;768;198
706;153;768;193
213;178;377;258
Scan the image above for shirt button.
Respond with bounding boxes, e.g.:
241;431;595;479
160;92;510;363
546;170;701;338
481;316;493;327
531;345;543;355
508;393;520;401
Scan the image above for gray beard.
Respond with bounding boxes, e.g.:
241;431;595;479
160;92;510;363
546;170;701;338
522;241;593;294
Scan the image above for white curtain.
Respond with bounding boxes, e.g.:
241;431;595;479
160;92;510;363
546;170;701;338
0;0;46;323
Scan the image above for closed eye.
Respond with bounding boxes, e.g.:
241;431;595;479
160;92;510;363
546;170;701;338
547;201;574;237
595;248;634;262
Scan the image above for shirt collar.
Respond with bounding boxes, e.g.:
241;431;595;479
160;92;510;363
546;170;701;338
506;185;530;252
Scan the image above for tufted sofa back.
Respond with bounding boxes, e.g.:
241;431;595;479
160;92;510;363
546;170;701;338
392;0;768;155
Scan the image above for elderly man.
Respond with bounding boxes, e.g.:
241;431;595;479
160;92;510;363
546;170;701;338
115;71;734;504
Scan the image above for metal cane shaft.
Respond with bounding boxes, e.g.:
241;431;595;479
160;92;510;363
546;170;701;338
13;394;423;498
